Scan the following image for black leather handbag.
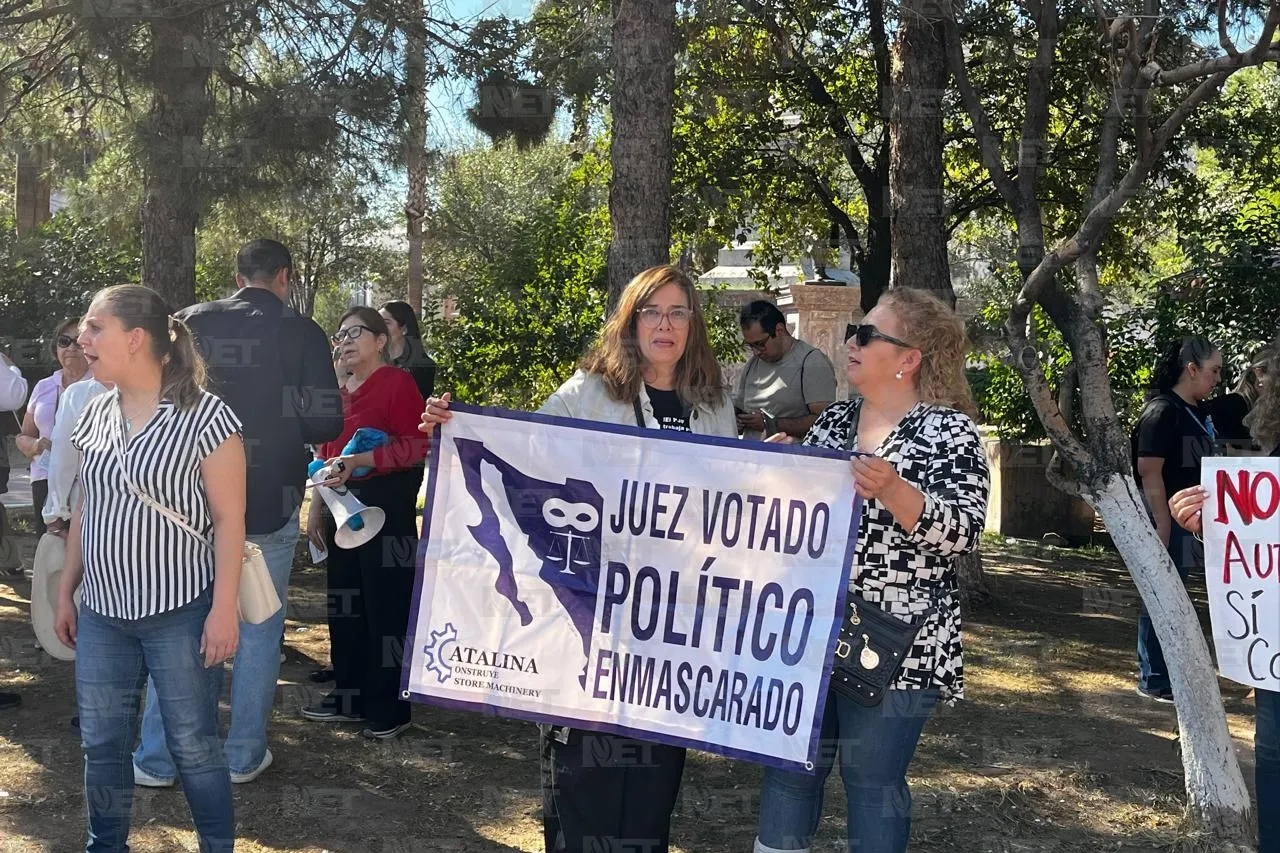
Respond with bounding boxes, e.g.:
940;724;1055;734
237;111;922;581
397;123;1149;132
829;594;932;707
829;402;933;707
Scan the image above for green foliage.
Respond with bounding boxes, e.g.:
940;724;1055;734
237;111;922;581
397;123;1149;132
1158;191;1280;379
0;214;140;377
422;144;610;409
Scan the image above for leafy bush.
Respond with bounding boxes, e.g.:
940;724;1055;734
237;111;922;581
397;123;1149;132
423;148;610;410
0;214;140;379
1158;192;1280;378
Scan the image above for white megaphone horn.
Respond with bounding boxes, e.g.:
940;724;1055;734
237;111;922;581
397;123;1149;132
310;466;386;549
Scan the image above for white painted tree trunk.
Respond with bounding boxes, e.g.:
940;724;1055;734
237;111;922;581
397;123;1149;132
1092;474;1255;851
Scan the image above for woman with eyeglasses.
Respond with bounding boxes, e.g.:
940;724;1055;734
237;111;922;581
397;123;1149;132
752;288;990;853
15;319;91;538
301;307;428;740
419;265;736;853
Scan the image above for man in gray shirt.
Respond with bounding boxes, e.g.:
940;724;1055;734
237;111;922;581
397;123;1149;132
734;300;837;439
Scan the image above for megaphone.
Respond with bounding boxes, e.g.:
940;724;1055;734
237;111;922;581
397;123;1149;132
309;466;386;549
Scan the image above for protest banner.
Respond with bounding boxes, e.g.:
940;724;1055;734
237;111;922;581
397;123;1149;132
402;403;859;771
1202;457;1280;689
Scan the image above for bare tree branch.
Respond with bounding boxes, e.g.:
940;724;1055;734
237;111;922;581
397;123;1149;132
1217;0;1241;57
0;1;72;26
942;14;1018;210
1149;3;1280;86
1016;0;1058;208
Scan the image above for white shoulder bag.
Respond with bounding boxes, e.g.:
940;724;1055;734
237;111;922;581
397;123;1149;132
110;409;281;625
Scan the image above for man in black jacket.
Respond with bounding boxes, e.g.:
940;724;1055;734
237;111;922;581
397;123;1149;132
132;239;343;786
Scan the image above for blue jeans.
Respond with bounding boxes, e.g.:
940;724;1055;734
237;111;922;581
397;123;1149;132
1258;688;1280;853
755;688;939;853
76;586;232;853
1137;524;1201;693
134;513;299;777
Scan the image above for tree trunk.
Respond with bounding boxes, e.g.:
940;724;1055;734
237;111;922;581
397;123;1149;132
138;12;214;309
404;0;429;315
888;3;949;303
1091;474;1254;851
606;0;676;311
888;5;991;602
857;201;892;312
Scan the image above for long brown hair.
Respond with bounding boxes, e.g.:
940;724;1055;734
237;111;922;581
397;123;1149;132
879;287;978;419
1244;338;1280;453
1234;344;1273;408
94;285;207;410
579;265;725;408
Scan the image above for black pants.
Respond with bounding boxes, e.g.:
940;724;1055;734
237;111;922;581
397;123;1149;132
541;727;686;853
325;470;420;726
31;479;47;537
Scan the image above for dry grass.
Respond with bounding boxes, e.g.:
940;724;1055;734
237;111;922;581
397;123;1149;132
0;528;1261;852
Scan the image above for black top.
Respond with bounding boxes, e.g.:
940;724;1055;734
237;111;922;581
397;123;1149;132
177;287;344;533
1206;392;1255;453
645;385;690;432
391;337;436;400
1130;392;1215;497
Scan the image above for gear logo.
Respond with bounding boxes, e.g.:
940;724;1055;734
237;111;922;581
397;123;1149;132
423;622;459;683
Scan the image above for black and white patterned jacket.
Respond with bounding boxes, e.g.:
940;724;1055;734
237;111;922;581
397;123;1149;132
803;399;990;702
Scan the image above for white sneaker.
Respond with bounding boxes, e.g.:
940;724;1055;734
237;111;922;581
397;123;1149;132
230;748;273;784
132;763;175;788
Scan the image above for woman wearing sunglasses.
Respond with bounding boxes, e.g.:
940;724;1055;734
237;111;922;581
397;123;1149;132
301;307;428;740
419;265;736;853
15;319;91;538
753;288;990;853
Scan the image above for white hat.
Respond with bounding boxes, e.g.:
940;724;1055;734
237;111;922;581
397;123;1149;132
31;533;79;661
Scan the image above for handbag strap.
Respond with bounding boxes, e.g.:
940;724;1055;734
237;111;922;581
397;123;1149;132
110;403;214;551
632;396;646;429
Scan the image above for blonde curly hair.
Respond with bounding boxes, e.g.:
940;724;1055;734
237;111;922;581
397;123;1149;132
1244;338;1280;454
878;287;978;419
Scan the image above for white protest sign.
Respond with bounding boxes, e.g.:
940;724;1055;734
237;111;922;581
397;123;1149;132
1202;457;1280;688
402;403;859;771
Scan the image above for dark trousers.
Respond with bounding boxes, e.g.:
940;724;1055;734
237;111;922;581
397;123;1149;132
1137;524;1202;693
31;478;47;537
540;727;686;853
325;470;419;726
1257;688;1280;853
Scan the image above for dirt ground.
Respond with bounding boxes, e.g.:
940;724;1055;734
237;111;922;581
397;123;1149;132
0;518;1261;853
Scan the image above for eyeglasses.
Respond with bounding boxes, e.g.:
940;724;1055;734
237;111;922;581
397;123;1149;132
56;335;81;350
845;323;915;349
636;306;692;328
331;325;376;344
744;333;774;352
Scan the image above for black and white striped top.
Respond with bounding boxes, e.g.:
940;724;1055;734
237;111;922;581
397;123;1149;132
71;389;243;619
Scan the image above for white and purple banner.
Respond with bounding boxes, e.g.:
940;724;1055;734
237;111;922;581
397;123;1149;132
1203;457;1280;690
402;403;859;771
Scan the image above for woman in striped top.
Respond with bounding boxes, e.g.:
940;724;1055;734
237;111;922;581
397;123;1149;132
53;285;246;853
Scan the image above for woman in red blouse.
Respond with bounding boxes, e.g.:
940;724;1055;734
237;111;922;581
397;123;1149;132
302;307;428;739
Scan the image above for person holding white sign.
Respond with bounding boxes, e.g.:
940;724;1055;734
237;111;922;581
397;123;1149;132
1169;339;1280;853
420;265;737;853
1131;336;1222;702
752;288;990;853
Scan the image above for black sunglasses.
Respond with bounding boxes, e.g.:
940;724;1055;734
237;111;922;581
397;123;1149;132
845;323;915;349
56;335;81;349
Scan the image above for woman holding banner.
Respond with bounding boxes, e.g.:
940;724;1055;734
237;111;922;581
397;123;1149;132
1169;339;1280;853
420;265;736;853
752;288;990;853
